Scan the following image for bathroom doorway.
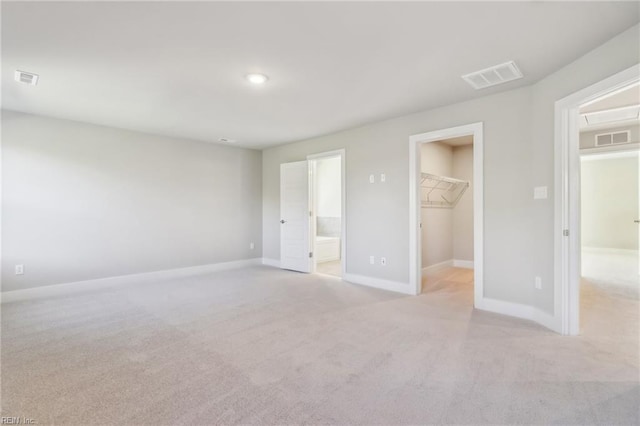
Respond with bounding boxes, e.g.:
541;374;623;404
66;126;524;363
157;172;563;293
308;150;345;278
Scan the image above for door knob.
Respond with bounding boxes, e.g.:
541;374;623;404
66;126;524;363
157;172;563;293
280;220;286;224
635;220;640;224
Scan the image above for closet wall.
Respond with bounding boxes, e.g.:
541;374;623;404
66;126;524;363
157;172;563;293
452;145;474;263
421;141;474;269
421;142;454;267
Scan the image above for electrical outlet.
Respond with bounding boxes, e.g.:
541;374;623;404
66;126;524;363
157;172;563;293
249;242;255;250
381;257;387;266
535;276;542;290
15;264;24;275
369;256;375;265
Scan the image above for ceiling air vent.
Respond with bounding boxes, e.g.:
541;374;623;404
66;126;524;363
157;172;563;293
462;61;523;90
14;70;39;86
595;130;630;146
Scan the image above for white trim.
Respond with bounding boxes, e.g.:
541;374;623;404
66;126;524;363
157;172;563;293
453;259;474;269
307;149;345;160
409;122;484;304
533;308;560;333
1;258;263;304
421;259;474;274
555;63;640;336
580;148;639;161
342;273;414;295
579;142;640;156
421;259;454;274
307;149;347;278
476;297;561;333
581;247;639;255
476;297;533;321
262;258;281;268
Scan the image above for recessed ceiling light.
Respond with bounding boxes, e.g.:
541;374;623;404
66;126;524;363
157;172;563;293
15;70;39;86
246;73;268;85
218;138;237;144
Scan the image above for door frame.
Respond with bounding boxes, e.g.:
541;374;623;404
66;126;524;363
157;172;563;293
554;63;640;335
409;122;484;300
307;149;346;277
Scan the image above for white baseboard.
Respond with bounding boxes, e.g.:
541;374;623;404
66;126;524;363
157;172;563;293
262;258;281;268
582;247;639;255
476;297;534;321
453;259;474;269
262;258;412;296
1;258;263;304
533;308;561;333
422;259;453;274
342;273;415;295
422;259;474;274
476;297;561;333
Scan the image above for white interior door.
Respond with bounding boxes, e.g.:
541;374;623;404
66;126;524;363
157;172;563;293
280;161;312;272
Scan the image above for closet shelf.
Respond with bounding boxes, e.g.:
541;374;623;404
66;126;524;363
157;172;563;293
421;172;469;209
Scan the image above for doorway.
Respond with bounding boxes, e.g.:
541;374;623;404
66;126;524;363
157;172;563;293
309;150;345;278
420;136;475;300
278;150;346;277
555;64;639;335
580;150;639;295
578;84;639;334
409;123;484;302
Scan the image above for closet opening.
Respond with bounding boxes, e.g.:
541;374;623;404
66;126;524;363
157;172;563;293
420;136;475;298
409;123;483;302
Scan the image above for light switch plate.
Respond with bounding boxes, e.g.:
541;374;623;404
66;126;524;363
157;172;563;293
369;174;375;184
535;276;542;290
380;173;386;183
534;186;548;200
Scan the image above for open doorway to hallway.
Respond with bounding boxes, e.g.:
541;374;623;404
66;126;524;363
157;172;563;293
578;83;640;333
420;136;475;302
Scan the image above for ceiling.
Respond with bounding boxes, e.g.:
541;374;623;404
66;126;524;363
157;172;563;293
581;83;640;114
579;83;640;131
2;2;639;149
437;135;474;147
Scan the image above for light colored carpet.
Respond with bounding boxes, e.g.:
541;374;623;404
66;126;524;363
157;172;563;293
316;260;342;277
582;249;639;299
1;265;638;425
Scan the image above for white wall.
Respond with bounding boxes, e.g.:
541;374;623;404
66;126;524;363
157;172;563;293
316;156;341;217
263;24;639;312
421;142;453;267
581;153;639;250
2;111;263;291
530;24;640;313
580;123;639;149
263;87;533;297
452;145;474;262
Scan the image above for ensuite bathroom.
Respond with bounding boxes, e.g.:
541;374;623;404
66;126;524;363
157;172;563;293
314;155;342;277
